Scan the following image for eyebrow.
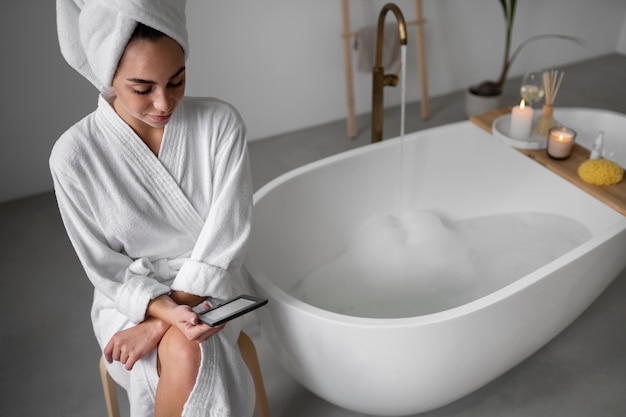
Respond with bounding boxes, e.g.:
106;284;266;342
126;66;186;84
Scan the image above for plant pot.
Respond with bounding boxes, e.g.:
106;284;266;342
464;88;504;117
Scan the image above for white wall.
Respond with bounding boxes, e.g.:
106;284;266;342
2;0;626;203
618;9;626;54
1;2;96;204
185;0;626;141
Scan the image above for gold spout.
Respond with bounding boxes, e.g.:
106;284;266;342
372;3;408;143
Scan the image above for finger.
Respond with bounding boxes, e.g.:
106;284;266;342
199;326;225;342
125;355;136;371
103;344;113;363
102;346;113;363
197;329;218;343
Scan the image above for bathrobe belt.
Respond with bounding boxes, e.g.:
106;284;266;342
128;255;191;284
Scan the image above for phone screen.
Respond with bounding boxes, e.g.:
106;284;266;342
199;295;267;326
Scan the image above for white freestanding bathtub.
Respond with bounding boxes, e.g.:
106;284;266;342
245;118;626;416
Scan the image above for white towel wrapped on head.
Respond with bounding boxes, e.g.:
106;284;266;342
56;0;189;92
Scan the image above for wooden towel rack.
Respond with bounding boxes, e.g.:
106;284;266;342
340;0;430;138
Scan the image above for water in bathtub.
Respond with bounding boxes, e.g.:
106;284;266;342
289;210;591;318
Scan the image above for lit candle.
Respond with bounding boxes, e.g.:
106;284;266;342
509;99;534;140
547;126;576;159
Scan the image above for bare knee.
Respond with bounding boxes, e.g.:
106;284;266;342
158;327;201;385
155;327;202;416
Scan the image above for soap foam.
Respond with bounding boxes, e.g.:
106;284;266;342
290;210;591;318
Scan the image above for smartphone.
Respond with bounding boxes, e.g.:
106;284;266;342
198;295;268;327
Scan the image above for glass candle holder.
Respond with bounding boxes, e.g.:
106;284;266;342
547;126;576;159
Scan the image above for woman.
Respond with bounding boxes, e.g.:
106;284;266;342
51;1;255;416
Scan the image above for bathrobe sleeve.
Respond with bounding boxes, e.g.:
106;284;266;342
51;168;172;323
170;102;253;300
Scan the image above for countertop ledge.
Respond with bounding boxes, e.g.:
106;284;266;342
469;107;626;217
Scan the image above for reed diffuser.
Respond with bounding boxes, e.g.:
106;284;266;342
536;69;564;137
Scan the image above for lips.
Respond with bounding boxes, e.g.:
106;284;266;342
150;113;172;123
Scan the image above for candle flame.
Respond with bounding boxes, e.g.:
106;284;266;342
520;99;526;110
558;135;564;141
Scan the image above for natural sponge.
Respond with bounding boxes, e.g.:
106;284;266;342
578;158;624;186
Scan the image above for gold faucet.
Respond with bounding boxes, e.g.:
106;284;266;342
372;3;407;143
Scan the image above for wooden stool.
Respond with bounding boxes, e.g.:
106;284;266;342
99;331;271;417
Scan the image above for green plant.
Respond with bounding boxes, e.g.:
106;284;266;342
471;0;581;97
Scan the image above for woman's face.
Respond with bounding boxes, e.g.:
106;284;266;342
112;36;185;135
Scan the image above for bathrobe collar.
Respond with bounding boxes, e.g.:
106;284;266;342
95;95;204;238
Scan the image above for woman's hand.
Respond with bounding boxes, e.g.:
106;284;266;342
147;294;225;344
104;317;169;370
170;303;226;343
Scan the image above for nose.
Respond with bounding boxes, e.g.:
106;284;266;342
153;88;173;112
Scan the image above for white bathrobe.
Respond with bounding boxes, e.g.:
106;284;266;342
49;95;255;417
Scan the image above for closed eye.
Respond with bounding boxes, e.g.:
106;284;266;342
133;87;153;96
168;78;185;88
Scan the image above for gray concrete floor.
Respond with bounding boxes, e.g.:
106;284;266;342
1;53;625;417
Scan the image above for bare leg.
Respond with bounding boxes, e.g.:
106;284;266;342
155;326;201;417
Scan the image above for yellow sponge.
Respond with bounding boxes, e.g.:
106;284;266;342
578;158;624;186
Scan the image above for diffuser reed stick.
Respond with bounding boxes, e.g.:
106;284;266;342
536;70;565;136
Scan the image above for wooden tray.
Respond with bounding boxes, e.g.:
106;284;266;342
470;108;626;217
